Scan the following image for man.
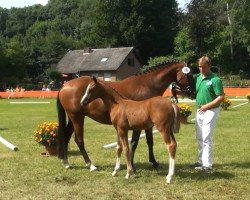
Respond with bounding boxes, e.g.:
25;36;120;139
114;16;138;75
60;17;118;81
193;56;224;171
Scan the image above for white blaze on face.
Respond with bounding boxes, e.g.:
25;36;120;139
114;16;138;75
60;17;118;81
80;84;91;105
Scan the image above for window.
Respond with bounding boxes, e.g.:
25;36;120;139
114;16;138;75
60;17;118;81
104;73;111;81
128;58;134;66
101;57;108;62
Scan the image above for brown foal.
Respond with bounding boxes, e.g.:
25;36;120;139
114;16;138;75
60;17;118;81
81;77;180;184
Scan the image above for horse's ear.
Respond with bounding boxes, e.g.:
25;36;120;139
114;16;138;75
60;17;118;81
92;76;98;83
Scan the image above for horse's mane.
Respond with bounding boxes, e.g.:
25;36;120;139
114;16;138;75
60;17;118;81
100;81;128;100
135;60;181;76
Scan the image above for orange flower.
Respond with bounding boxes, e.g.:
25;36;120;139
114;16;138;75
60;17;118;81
34;122;58;146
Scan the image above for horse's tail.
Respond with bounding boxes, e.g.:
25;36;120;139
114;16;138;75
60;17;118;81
171;103;180;133
57;92;67;159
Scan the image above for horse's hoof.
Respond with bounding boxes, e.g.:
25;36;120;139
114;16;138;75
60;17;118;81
61;159;72;169
90;164;97;172
166;176;172;184
65;164;72;169
125;174;130;179
112;171;117;177
150;160;160;168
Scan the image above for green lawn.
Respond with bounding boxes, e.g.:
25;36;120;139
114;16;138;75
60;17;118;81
0;98;249;200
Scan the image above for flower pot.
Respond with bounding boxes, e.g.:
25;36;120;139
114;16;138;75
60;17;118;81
180;116;188;124
41;145;57;157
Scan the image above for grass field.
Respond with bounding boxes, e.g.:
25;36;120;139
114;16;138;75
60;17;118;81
0;98;249;200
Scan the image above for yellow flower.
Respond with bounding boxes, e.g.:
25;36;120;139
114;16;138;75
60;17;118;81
34;121;58;146
246;93;250;100
177;103;192;117
221;97;231;110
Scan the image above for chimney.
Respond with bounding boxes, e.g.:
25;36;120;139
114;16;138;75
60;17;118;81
84;47;92;53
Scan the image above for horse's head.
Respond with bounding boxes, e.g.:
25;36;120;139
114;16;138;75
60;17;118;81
175;63;196;99
80;76;100;106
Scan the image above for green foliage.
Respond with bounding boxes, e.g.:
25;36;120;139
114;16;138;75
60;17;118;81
174;26;195;62
174;0;249;75
89;0;179;60
0;0;249;86
45;67;62;81
0;37;27;87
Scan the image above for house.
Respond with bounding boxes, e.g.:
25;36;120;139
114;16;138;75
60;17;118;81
56;47;143;81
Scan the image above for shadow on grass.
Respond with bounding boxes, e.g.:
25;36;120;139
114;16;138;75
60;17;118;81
68;150;82;156
65;150;249;181
174;164;234;181
94;162;248;181
0;127;8;131
156;162;250;181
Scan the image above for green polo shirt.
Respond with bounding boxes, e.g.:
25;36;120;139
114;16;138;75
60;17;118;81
195;72;224;107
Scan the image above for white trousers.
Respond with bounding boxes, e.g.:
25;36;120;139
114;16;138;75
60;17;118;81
195;107;220;168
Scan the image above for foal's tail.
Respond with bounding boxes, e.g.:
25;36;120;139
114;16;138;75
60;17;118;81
57;92;67;160
171;103;180;133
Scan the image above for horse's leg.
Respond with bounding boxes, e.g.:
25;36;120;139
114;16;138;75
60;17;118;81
130;130;141;169
112;136;123;176
72;115;97;171
166;132;177;184
118;129;133;179
61;118;74;169
145;128;159;167
159;129;177;184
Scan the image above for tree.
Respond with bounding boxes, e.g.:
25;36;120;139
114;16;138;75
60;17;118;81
228;0;250;75
174;0;249;75
0;37;27;87
88;0;179;61
174;26;195;62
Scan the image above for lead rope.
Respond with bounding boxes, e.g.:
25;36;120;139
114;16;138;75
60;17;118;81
170;83;178;104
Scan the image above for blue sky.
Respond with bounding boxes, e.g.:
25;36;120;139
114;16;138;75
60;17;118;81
0;0;190;9
0;0;48;9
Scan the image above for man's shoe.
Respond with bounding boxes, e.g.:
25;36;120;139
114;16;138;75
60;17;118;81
195;166;212;172
194;166;203;171
190;162;202;168
203;167;212;172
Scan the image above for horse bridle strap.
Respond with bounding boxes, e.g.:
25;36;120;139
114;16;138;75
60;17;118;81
170;83;179;103
171;66;193;102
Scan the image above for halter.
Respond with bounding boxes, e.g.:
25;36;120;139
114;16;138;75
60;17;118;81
171;65;194;103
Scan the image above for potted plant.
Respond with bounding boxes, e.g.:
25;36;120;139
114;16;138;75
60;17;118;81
220;97;231;110
246;93;250;102
177;103;192;124
34;122;58;156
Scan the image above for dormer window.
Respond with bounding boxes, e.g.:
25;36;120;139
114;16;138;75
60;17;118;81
101;57;108;62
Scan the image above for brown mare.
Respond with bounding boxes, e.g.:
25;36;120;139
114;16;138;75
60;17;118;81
81;76;181;183
57;61;195;170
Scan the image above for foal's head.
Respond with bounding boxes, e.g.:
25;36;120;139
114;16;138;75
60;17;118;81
175;63;196;99
81;76;101;106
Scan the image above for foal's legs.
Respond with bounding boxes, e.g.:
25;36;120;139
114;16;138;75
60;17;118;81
159;129;177;184
112;137;123;176
118;129;133;179
71;115;97;171
145;128;159;167
130;130;141;169
130;128;158;169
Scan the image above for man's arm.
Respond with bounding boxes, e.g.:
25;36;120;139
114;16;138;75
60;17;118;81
199;94;224;112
